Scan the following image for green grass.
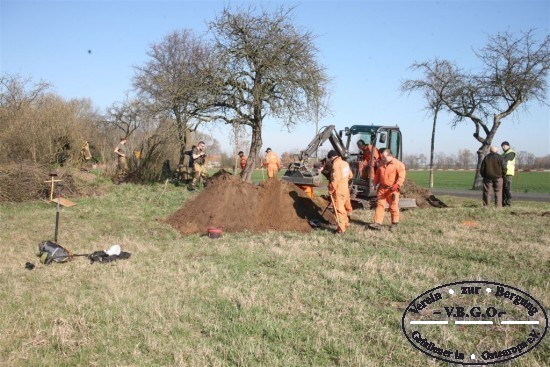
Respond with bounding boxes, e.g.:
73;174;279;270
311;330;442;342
218;168;550;193
0;182;549;366
407;171;550;193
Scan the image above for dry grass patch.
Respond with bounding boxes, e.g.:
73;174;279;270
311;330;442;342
0;185;548;366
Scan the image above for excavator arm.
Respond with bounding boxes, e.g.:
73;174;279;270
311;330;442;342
297;125;348;162
281;125;348;187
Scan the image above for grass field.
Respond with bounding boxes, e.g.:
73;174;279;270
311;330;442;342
230;168;550;194
1;181;549;366
406;171;550;193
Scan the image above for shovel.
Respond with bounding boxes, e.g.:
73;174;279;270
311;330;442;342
330;195;341;228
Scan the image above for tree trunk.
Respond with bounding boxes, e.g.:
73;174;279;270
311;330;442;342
233;124;239;175
472;115;501;189
242;72;264;182
242;123;262;182
429;108;439;189
473;146;489;189
174;109;187;165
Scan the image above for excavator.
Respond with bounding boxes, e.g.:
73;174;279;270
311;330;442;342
281;124;417;209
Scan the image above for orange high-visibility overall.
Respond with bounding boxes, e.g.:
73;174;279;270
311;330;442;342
240;155;247;170
263;152;281;178
330;157;353;233
373;157;406;225
298;185;314;199
358;145;380;180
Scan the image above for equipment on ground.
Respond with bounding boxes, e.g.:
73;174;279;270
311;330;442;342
281;124;417;209
36;242;129;265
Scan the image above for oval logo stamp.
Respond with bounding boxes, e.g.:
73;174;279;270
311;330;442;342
401;280;548;365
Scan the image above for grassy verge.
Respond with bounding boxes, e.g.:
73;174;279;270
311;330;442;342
0;183;548;366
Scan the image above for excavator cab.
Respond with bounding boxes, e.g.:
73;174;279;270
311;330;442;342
342;125;402;207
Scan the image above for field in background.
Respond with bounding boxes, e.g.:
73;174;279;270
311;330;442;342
223;169;550;194
0;181;548;366
407;171;550;193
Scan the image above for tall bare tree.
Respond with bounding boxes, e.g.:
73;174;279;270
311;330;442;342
133;30;215;164
104;96;149;138
208;6;329;182
411;30;549;189
401;60;458;188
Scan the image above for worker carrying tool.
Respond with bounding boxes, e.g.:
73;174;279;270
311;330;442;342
189;141;208;190
327;150;353;234
357;138;380;180
263;148;281;179
369;148;406;232
238;151;247;176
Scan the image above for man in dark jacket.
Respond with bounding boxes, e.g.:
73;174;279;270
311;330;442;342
480;146;507;208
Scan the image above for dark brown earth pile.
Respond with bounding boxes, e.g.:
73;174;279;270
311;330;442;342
401;180;447;208
167;172;334;235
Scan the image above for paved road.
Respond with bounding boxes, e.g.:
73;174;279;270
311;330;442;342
431;188;550;203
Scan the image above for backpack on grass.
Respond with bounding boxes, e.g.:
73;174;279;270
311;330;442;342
36;241;71;265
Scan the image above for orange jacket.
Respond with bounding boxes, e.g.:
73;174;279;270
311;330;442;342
263;152;281;168
361;145;380;164
330;157;353;190
374;157;406;188
240;155;247;170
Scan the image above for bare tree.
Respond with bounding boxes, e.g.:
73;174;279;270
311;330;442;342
133;30;215;164
418;153;427;168
457;149;474;169
208;6;329;182
420;30;549;189
401;60;458;188
104;96;149;138
0;74;50;111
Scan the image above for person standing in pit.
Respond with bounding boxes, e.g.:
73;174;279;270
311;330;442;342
263;148;281;179
238;151;247;177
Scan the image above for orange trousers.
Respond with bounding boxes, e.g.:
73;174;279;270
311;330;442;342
267;163;278;178
332;186;351;232
373;188;400;224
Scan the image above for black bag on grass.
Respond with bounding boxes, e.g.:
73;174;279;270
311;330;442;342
36;241;71;265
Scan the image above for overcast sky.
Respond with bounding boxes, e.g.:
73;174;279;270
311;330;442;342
1;0;549;156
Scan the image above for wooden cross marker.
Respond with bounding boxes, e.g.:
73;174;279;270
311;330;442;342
44;174;76;207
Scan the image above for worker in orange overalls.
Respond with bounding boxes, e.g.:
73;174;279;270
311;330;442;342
369;148;406;232
297;162;323;199
263;148;281;179
238;151;247;177
357;139;380;180
327;150;353;234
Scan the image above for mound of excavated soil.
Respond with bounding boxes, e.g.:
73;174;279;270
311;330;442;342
401;180;447;208
167;172;333;235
